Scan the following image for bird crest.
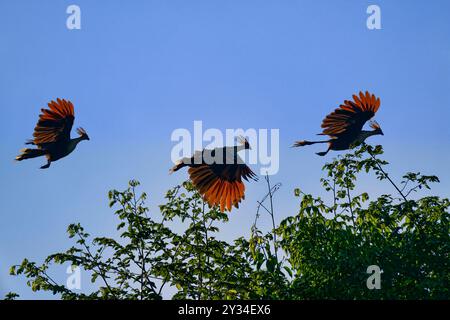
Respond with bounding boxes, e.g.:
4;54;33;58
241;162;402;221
77;127;87;136
237;136;251;150
369;120;381;130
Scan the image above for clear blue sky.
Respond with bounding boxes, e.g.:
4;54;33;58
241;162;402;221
1;0;449;299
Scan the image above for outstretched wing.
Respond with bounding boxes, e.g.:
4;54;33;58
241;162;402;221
188;163;258;212
31;99;75;147
320;91;380;138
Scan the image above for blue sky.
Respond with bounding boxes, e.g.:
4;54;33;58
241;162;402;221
1;0;449;299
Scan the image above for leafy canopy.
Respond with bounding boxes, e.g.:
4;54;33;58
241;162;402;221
7;144;449;300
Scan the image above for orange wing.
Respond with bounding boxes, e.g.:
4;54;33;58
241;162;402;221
31;99;75;146
321;91;380;137
188;164;257;212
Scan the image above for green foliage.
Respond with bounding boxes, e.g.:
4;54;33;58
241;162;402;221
279;144;448;299
4;292;19;300
6;145;449;300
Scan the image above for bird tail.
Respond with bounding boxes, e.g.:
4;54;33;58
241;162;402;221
292;140;328;147
15;148;46;161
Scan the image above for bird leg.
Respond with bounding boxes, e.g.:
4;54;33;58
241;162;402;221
316;144;331;156
40;161;51;169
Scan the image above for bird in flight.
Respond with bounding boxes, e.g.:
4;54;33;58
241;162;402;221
293;91;383;156
170;137;258;212
15;98;89;169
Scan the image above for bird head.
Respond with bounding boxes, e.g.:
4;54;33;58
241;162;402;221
237;136;252;150
77;127;90;140
369;121;384;135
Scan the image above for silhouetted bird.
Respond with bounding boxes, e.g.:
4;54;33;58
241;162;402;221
15;98;89;169
293;91;383;156
170;137;258;212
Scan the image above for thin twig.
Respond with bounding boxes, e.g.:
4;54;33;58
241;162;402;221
201;202;212;298
332;177;337;216
405;185;422;198
368;150;408;202
400;179;410;193
76;233;118;299
265;174;279;261
344;165;355;226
